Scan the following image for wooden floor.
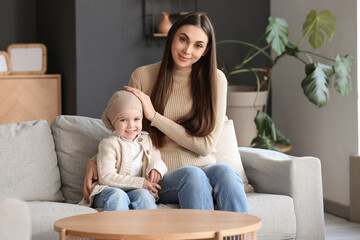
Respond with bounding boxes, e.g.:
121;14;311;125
325;212;360;239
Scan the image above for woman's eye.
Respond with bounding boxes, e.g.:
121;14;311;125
180;37;186;42
196;44;203;49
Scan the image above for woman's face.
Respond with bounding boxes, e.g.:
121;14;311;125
171;24;209;71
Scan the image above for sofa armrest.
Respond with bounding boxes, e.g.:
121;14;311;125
239;147;325;240
0;198;31;240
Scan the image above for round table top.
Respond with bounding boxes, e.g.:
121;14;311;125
54;209;261;239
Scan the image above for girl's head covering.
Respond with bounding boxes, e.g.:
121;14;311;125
102;90;142;130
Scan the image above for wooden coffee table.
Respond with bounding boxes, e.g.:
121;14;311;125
54;209;261;240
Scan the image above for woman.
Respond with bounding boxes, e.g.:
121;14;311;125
84;12;248;213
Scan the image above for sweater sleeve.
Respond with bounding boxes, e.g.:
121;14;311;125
97;137;145;190
145;142;168;178
151;70;227;156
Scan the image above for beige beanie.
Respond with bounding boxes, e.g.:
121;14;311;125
102;90;143;130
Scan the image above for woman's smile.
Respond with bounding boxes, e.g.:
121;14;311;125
179;54;191;61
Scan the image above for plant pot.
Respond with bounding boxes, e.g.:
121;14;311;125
226;85;268;147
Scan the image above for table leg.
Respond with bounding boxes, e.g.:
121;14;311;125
251;231;256;240
59;228;66;240
215;231;223;240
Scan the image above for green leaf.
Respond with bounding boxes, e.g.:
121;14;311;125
252;111;291;152
251;136;282;152
266;17;289;55
284;42;300;57
302;10;336;49
301;63;333;107
334;54;354;97
254;111;276;140
275;129;291;146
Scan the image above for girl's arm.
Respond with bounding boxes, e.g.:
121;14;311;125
145;141;168;179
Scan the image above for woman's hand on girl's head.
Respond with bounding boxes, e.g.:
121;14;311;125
124;86;156;122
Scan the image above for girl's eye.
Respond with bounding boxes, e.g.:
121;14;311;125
120;119;126;122
135;118;141;121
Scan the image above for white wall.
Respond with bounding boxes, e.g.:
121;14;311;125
271;0;357;207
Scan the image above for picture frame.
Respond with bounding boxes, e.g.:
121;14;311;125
0;51;11;75
7;43;47;74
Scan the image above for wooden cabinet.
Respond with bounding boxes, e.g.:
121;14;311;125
0;74;61;125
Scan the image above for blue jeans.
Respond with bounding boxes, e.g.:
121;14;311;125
157;163;249;213
93;187;157;211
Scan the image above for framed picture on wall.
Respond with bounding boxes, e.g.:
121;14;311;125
0;51;11;75
7;43;47;74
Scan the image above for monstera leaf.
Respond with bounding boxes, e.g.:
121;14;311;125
266;17;289;55
334;54;354;97
302;10;336;49
301;63;334;107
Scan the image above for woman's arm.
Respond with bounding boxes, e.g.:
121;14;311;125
127;70;227;156
83;155;98;202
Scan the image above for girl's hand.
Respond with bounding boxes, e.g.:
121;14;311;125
124;86;156;122
149;169;161;184
83;160;98;202
142;179;161;193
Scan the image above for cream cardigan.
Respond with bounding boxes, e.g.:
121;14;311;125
79;132;167;206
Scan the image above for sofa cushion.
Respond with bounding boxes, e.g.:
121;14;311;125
27;201;98;240
216;120;253;192
51;115;111;203
0;120;63;201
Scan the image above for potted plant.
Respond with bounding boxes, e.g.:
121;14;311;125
217;9;353;152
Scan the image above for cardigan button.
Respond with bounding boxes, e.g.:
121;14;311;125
138;138;143;142
146;150;150;155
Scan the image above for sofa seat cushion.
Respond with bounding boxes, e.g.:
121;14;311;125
0;120;63;202
247;192;296;240
27;201;98;240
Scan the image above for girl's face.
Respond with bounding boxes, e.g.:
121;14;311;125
171;24;209;71
113;108;143;141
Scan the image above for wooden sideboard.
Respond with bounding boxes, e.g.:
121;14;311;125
0;74;61;125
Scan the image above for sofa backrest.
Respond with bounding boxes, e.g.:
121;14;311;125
0;120;64;202
51;115;253;204
51;115;111;203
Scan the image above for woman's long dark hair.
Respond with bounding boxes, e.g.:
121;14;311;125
150;12;218;148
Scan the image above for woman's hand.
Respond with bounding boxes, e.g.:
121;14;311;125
83;160;98;202
142;179;162;193
124;86;156;122
148;169;162;184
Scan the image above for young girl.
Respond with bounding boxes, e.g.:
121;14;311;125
80;90;167;211
84;12;248;213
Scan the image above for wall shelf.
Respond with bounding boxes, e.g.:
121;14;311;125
144;0;198;46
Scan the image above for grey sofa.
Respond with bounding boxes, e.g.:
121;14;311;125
0;115;325;240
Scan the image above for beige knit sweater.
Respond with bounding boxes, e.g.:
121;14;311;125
128;62;227;172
